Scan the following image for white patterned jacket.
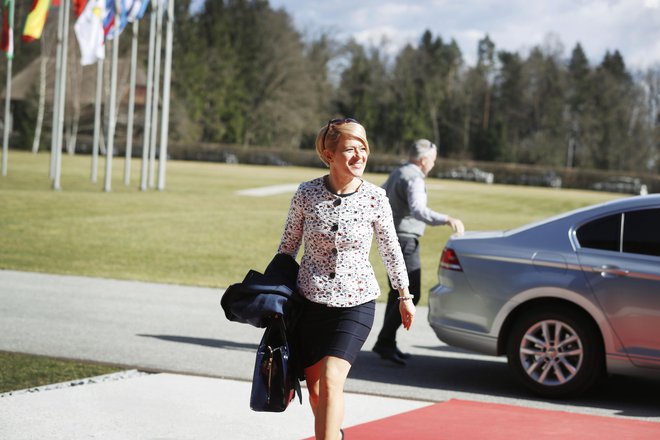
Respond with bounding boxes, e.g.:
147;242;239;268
278;177;409;307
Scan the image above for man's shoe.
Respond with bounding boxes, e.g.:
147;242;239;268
373;344;406;366
395;347;412;360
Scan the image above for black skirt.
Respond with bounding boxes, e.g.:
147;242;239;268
295;297;375;370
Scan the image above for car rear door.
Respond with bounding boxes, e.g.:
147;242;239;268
575;208;660;369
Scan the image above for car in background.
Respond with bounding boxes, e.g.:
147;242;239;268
428;195;660;397
592;176;648;195
519;171;562;189
446;166;494;184
248;152;290;166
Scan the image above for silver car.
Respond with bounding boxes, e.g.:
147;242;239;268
428;194;660;397
592;176;649;196
447;166;495;184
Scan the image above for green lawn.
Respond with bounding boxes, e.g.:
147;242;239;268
0;150;621;392
0;150;620;294
0;351;121;394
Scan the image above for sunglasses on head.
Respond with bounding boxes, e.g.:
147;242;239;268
327;117;358;126
323;118;359;150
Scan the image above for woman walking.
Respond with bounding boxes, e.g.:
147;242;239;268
278;118;415;439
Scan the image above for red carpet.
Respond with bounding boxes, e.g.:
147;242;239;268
307;399;660;439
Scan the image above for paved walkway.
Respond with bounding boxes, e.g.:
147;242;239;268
1;372;429;439
1;269;659;439
0;269;431;439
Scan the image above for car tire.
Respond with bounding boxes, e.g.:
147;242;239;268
506;306;604;398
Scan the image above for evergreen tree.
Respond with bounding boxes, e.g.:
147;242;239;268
336;41;391;150
493;50;525;162
590;50;636;169
566;43;595;168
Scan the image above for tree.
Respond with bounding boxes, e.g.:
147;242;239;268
467;35;503;161
493;50;524;161
566;43;595;168
640;66;660;172
300;34;336;148
477;35;495;130
390;44;431;150
388;31;463;154
173;0;324;147
588;50;637;170
336;40;393;150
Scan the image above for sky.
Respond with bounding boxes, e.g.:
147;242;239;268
193;0;660;71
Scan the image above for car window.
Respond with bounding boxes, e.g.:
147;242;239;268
623;208;660;257
576;214;621;252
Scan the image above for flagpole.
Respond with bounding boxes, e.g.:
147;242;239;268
104;2;121;192
50;0;66;180
157;0;173;191
148;0;163;188
124;18;139;186
91;55;104;183
140;3;156;191
53;0;71;191
31;39;47;154
1;0;13;177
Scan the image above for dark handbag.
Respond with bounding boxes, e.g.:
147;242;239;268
250;316;301;412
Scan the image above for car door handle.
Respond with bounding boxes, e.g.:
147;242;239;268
593;265;630;277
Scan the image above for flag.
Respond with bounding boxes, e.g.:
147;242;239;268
73;0;88;17
1;0;13;59
118;0;128;28
74;0;105;65
129;0;149;21
126;0;149;22
102;0;114;36
103;0;128;40
22;0;51;43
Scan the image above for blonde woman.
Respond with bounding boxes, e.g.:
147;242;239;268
278;118;415;439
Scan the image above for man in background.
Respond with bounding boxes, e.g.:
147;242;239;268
373;139;465;365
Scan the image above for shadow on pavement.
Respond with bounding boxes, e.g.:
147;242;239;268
137;334;257;352
136;332;660;420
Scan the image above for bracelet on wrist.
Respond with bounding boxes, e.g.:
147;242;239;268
398;296;413;301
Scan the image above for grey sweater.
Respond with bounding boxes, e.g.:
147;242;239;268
382;162;449;237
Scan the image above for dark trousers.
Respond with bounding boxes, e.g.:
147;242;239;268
375;235;421;349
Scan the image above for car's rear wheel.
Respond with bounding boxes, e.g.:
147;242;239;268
506;306;604;398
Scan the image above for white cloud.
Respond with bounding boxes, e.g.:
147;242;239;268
269;0;660;69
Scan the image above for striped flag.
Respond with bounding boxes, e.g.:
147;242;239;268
22;0;51;43
104;0;128;40
129;0;150;21
126;0;149;22
1;0;13;59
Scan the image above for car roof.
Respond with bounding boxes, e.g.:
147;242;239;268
507;194;660;235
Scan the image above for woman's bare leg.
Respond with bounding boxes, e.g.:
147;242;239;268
305;356;351;440
304;361;322;417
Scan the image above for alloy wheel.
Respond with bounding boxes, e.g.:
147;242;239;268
519;319;583;386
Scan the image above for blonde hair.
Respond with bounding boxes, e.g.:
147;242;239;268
315;119;370;166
